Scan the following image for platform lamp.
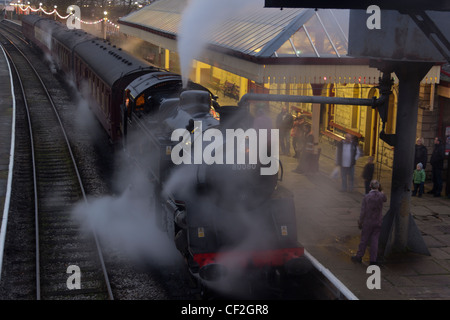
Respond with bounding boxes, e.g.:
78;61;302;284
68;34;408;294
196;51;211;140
54;5;56;20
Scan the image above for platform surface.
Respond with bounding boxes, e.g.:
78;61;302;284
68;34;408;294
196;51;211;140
280;144;450;300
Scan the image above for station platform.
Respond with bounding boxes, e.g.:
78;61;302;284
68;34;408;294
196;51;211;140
280;145;450;300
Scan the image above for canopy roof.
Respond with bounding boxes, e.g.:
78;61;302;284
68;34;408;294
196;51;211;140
118;0;440;84
119;0;349;59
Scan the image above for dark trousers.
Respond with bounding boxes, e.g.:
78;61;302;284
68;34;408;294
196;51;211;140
364;179;371;194
432;166;443;195
412;182;424;196
356;224;381;262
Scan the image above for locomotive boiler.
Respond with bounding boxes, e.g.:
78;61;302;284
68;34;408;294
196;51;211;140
21;15;311;293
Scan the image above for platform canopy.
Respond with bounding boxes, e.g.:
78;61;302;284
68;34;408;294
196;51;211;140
118;0;440;85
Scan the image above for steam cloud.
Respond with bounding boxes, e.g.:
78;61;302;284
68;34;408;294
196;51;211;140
72;165;179;266
177;0;262;87
71;126;180;267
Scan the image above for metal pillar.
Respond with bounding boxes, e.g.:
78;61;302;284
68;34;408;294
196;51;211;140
102;18;106;40
379;62;433;257
311;84;324;147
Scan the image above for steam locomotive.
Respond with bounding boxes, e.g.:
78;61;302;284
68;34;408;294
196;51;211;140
21;15;311;294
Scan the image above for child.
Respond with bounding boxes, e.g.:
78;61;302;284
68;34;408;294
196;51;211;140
412;162;426;197
362;156;374;194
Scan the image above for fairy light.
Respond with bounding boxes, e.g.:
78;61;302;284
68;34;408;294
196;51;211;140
15;4;72;18
74;15;103;25
11;2;120;28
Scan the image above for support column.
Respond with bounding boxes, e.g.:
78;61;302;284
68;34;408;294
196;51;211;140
379;62;433;257
311;84;324;145
312;103;320;145
164;49;170;70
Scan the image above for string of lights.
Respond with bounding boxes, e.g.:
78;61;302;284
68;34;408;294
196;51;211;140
10;3;120;28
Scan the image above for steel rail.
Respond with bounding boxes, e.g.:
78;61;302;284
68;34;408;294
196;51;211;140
0;39;40;300
0;30;114;300
0;45;16;284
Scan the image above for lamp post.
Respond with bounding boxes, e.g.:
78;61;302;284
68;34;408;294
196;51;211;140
102;11;107;39
54;5;57;20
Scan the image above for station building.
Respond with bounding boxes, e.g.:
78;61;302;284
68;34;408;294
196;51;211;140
114;0;443;170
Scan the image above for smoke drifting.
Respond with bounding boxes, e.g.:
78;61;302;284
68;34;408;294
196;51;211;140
177;0;262;87
72;149;180;266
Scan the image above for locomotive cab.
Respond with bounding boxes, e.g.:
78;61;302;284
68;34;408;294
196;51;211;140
123;73;217;119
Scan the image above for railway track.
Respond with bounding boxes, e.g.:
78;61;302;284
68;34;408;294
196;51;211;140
0;24;113;300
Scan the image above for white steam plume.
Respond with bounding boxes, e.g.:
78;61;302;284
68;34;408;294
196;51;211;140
177;0;262;87
72;132;180;267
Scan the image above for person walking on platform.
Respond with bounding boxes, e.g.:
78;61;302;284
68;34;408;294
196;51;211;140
335;133;362;192
276;106;293;156
352;180;387;265
412;162;426;197
428;137;445;197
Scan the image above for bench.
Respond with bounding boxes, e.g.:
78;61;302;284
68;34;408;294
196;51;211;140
328;121;362;139
208;77;221;93
321;130;343;142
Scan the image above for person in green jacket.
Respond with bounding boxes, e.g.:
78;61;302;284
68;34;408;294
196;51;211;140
412;162;426;197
